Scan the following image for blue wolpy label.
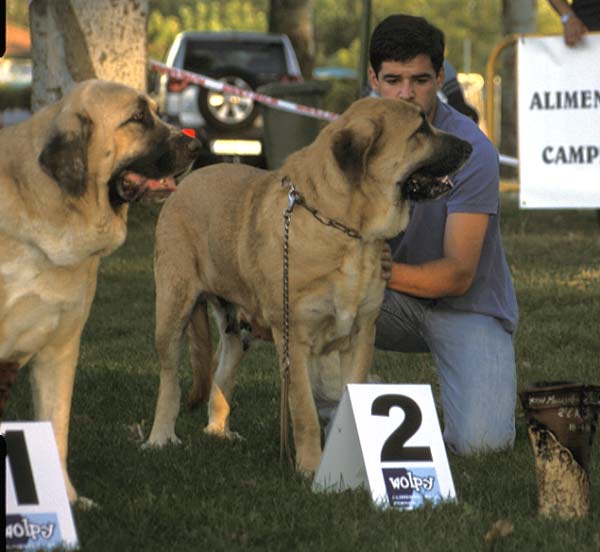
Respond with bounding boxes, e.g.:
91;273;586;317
6;513;62;550
382;467;441;510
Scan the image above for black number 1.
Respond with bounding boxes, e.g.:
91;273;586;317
371;394;433;462
5;430;39;505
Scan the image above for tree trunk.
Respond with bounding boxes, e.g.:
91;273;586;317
29;0;148;112
269;0;315;79
500;0;536;177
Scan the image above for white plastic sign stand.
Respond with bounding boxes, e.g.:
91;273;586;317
2;421;78;550
313;384;456;510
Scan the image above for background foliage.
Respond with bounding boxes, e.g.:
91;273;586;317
148;0;269;61
147;0;562;73
7;0;563;78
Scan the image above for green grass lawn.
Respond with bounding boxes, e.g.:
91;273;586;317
7;194;600;551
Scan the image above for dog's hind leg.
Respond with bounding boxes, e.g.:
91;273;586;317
186;300;214;411
203;299;245;439
145;273;199;448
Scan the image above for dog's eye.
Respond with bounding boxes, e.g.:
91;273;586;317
129;111;146;124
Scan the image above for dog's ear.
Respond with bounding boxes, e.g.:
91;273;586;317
39;109;93;197
332;116;382;183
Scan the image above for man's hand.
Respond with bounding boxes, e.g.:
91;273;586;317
564;14;588;46
384;212;489;298
381;242;393;282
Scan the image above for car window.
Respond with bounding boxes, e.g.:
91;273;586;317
183;41;287;76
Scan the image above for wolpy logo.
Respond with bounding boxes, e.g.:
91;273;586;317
6;513;61;549
382;467;440;510
0;0;6;57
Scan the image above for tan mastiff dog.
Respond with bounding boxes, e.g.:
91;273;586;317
0;79;200;505
145;97;471;474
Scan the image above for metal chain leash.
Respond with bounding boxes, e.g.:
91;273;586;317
279;177;362;468
280;179;296;467
295;200;362;239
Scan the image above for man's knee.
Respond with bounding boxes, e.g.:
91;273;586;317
444;419;515;455
375;293;429;353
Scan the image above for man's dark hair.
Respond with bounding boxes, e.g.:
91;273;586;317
369;14;445;75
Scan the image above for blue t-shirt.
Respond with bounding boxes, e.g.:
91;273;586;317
573;0;600;29
388;101;519;332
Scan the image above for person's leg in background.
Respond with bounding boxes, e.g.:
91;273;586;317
424;308;516;454
375;289;516;454
375;289;431;354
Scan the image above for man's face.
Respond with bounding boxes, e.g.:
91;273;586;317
368;54;444;122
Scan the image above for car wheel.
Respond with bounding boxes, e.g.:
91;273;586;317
198;66;260;131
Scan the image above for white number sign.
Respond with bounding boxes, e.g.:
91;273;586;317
2;422;78;550
313;384;456;510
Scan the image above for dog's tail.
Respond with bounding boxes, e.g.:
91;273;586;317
186;301;214;410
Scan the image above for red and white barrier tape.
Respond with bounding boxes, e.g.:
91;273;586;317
149;60;339;122
149;60;519;168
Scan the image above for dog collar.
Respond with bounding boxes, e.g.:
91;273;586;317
281;177;362;240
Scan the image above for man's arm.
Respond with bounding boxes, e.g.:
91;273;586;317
386;212;489;299
547;0;576;17
546;0;588;46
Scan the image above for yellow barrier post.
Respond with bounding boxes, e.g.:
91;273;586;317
485;34;519;146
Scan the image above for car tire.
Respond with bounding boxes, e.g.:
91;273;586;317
198;66;260;132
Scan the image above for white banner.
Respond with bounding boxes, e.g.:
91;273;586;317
518;33;600;209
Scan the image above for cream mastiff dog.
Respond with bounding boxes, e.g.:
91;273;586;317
0;79;200;505
145;97;472;474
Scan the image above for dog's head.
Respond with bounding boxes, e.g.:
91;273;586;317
38;79;201;207
326;97;472;237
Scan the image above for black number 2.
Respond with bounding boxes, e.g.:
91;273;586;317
5;430;39;505
371;394;433;462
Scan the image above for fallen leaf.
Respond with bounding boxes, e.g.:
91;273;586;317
483;519;514;544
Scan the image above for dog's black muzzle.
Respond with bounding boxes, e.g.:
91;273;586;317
401;134;473;202
109;130;202;206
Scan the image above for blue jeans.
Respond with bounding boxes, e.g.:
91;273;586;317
375;290;516;455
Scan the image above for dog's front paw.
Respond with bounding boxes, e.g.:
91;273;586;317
295;459;319;480
73;495;98;510
142;433;182;449
295;450;321;478
296;466;316;480
203;423;244;441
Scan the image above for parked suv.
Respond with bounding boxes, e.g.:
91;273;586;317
157;31;303;167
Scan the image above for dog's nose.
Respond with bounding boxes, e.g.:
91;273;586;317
187;137;202;155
